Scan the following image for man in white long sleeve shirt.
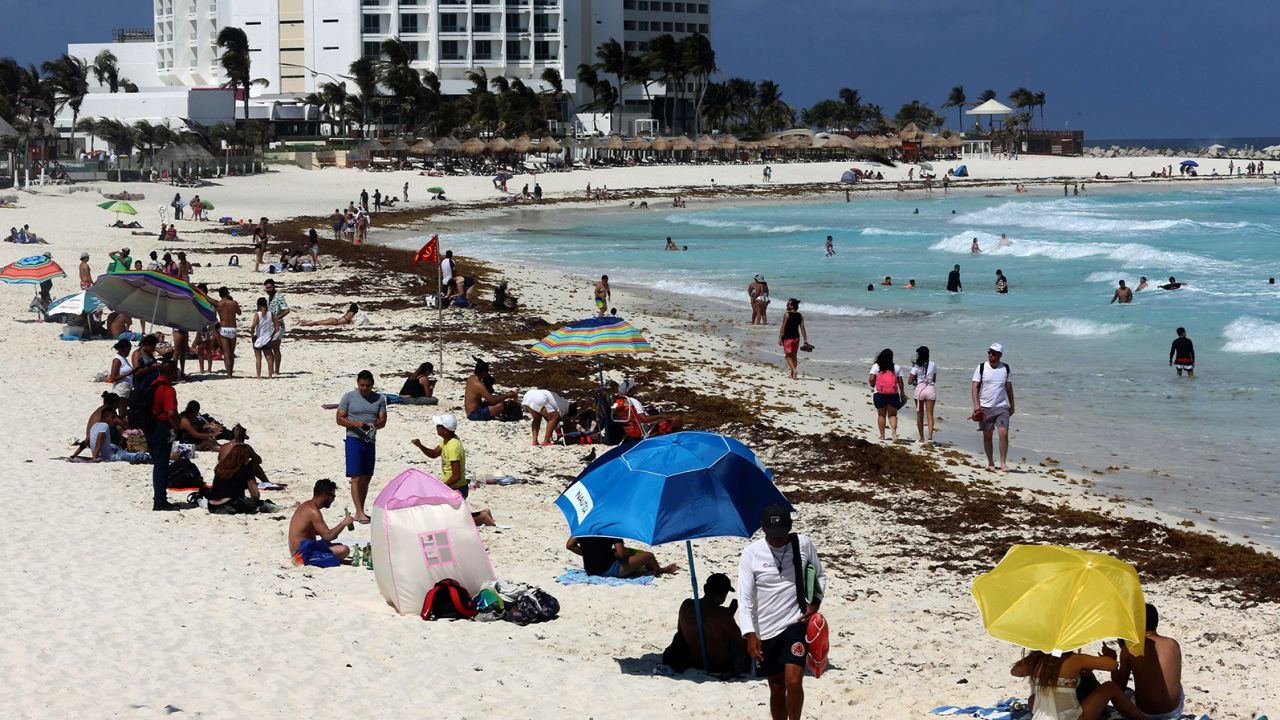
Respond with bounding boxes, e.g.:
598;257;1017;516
737;504;826;720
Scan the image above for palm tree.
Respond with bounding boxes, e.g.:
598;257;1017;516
539;67;568;131
92;51;121;93
978;88;997;103
75;117;99;153
318;81;349;137
1033;90;1046;130
1007;87;1034;133
216;27;252;121
755;80;793;132
644;34;682;132
42;54;90;153
593;38;628;132
348;57;378;136
682;34;716;136
941;85;966;131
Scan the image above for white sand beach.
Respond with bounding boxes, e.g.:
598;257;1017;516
1;158;1276;719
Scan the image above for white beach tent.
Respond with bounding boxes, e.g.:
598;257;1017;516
371;467;497;614
965;98;1014;118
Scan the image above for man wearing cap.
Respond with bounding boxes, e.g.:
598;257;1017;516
108;247;132;274
971;343;1015;472
336;369;387;523
738;505;826;720
670;572;745;674
412;415;496;525
264;278;289;374
78;253;93;290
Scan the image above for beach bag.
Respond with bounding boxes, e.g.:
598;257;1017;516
503;586;560;626
420;579;478;620
126;380;163;432
166;458;203;491
789;534;828;679
874;368;898;394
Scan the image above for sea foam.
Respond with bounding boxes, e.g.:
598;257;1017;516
951;201;1251;234
1026;317;1133;337
930;232;1225;270
1222;316;1280;354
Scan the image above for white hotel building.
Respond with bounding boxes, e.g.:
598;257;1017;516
65;0;711;135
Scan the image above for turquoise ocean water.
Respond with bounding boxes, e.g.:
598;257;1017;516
408;185;1280;549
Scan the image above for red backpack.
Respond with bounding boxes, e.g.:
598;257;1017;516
421;579;479;620
874;367;898;394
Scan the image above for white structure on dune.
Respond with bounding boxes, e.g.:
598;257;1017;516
60;0;712;137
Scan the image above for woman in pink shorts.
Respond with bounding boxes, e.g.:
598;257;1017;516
908;346;938;444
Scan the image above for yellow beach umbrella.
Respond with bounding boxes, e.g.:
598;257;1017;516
971;544;1146;656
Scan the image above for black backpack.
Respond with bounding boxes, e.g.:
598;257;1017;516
166;458;203;491
420;579;479;621
126;381;164;432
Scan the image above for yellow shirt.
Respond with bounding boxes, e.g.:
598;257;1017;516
440;437;466;489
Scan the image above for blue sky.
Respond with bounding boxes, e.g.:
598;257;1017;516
6;0;1276;139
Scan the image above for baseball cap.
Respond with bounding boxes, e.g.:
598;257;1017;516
760;504;792;538
80;252;90;260
617;377;636;396
433;414;458;432
704;573;734;594
988;342;1004;354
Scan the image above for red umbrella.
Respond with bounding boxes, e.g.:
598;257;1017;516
0;253;66;284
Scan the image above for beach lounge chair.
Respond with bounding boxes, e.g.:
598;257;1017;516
610;397;657;440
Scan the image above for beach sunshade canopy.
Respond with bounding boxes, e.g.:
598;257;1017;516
840;170;856;184
649;136;672;152
434;136;461;152
89;271;216;331
694;135;718;152
873;135;902;149
972;544;1146;657
1180;160;1198;167
459;138;487;155
852;135;877;149
967;98;1014;116
539;137;562;153
1;254;65;284
717;135;739;151
386;138;411;152
410;138;435;154
487;136;510;153
918;161;934;170
898;123;924;141
357;138;385;153
47;290;104;316
819;134;857;149
530;316;653;357
603;135;625;151
670;135;695;151
556;431;790;546
98;200;138;216
511;135;533;154
624;136;649;151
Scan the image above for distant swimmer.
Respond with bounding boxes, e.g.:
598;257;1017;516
881;276;893;286
1110;279;1133;304
1159;276;1184;291
665;236;678;251
913;207;919;214
947;264;963;293
1269;277;1275;285
1136;276;1149;292
905;279;916;289
999;233;1012;246
995;269;1008;294
866;284;875;291
825;235;835;257
1169;327;1195;378
970;237;981;254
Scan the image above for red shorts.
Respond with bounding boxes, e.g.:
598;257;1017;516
782;338;800;356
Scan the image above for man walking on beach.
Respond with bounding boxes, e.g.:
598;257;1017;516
594;275;611;317
215;287;241;378
947;264;963;293
404;181;409;202
1105;603;1185;720
78;252;92;290
373;189;382;212
146;363;181;511
336;370;387;524
738;505;826;720
264;279;289;374
360;188;369;212
1169;327;1195;379
971;343;1014;472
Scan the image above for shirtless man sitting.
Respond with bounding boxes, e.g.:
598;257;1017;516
288;479;353;567
464;357;517;421
1106;602;1184;720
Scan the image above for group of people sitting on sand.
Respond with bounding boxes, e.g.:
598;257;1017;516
7;225;47;244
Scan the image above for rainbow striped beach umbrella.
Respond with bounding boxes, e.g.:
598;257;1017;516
0;253;65;284
530;316;654;357
89;271;216;331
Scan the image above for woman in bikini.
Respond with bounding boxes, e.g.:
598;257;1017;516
298;303;360;327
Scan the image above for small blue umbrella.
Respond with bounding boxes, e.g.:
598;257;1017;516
556;431;792;672
1180;160;1198;167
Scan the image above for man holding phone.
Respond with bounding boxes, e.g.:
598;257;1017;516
737;505;827;720
336;370;387;524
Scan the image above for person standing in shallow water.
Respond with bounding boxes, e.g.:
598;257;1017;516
1169;327;1195;379
778;298;808;380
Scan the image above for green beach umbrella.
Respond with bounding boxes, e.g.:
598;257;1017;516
98;200;138;221
427;186;446;194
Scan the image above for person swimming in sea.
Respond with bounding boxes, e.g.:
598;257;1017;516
1136;276;1149;292
905;279;916;289
999;233;1012;246
971;237;981;254
825;235;835;257
881;276;892;286
1159;276;1184;291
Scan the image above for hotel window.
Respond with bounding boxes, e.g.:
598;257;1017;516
534;40;553;60
474;40;492;59
624;41;636;52
663;21;673;31
400;14;418;33
698;3;708;12
363;41;381;59
638;1;648;10
473;13;492;32
623;20;635;30
534;14;552;32
624;0;635;8
506;39;526;59
663;2;673;11
675;22;684;31
439;13;460;32
362;14;380;34
675;2;684;10
699;23;708;32
637;20;648;30
441;40;462;59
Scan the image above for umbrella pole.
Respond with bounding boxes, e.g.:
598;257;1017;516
436;262;443;372
686;540;711;674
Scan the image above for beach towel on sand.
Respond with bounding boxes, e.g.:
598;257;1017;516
930;697;1027;719
293;539;341;568
556;568;653;587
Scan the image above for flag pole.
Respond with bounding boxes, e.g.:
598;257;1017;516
436;258;443;371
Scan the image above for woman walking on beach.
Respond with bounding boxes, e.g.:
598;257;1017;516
250;297;277;378
748;275;769;325
908;346;937;444
778;298;808;380
869;348;905;442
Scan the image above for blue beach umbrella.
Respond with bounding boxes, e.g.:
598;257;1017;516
555;431;791;672
1180;160;1198;167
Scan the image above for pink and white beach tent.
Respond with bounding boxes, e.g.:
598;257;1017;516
371;467;497;614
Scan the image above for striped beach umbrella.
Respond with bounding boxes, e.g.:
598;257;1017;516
89;271;216;330
0;253;66;284
530;316;653;357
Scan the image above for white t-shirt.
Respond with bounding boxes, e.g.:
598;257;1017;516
909;361;937;388
440;257;455;284
737;534;826;642
971;361;1011;408
89;422;111;457
868;363;903;393
522;389;569;417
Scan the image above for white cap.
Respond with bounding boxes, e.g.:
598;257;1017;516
988;342;1004;354
617;378;636;396
433;414;458;432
